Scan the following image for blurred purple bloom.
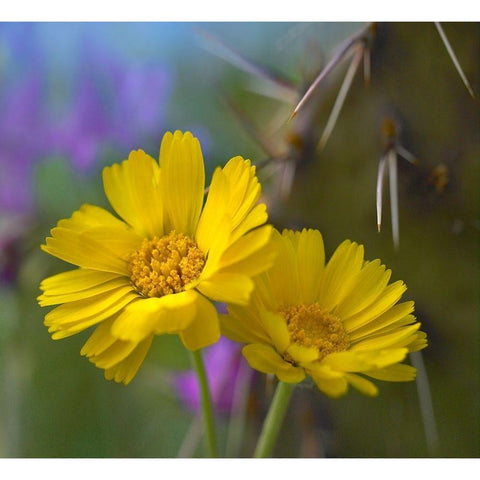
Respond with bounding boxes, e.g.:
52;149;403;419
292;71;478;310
0;25;170;283
0;28;171;213
174;337;245;414
53;43;171;171
0;76;48;213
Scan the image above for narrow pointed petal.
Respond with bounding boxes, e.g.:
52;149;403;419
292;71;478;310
345;373;378;396
160;131;205;236
343;280;407;332
41;206;140;275
291;229;325;304
242;343;305;384
310;373;348;398
259;310;290;354
347;301;415;340
317;240;364;311
103;150;164;238
350;324;421;352
365;363;417;382
104;334;154;385
46;288;138;339
334;260;391;318
220;307;271;345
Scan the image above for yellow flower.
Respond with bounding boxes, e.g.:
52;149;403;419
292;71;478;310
221;228;427;397
38;130;275;385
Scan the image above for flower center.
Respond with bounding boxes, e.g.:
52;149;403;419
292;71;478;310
280;303;350;360
129;231;205;298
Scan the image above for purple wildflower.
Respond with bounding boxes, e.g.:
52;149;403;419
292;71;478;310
174;336;246;414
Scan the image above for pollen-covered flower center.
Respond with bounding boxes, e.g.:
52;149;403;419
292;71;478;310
129;231;205;298
280;303;350;360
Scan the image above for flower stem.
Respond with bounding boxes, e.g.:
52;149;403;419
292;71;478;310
190;349;217;457
254;381;295;458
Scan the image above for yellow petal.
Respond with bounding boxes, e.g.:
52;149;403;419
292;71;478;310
81;317;117;357
160;131;205;236
294;229;325;304
111;290;198;343
310;373;348;397
345;373;379;396
286;344;320;364
242;343;305;383
39;268;119;294
81;226;142;260
342;280;407;332
42;205;140;275
267;229;300;306
38;276;130;306
408;332;428;352
45;285;135;325
102;150;164;238
276;366;307;383
197;272;254;306
57;204;127;231
350;324;421;352
317;240;364;312
347;301;415;339
249;273;281;313
104;334;154;385
196;156;267;251
195;167;229;254
356;348;409;369
229;203;268;245
222;156;262;231
321;351;373;372
365;363;417;382
259;310;290;353
42;227;133;275
87;339;138;370
305;363;344;379
39;269;122;303
178;294;220;351
368;314;418;337
220;310;271;345
334;260;391;318
218;225;275;276
199;213;232;279
47;289;138;339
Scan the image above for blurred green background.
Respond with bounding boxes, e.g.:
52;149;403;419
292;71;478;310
0;22;478;458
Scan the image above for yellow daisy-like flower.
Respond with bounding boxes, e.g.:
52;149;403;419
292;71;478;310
38;130;275;385
221;228;427;397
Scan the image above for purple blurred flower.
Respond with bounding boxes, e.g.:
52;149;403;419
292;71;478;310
0;76;48;213
0;26;170;282
53;43;170;172
0;29;171;213
174;336;246;414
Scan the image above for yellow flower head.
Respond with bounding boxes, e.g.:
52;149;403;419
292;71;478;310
221;228;427;397
38;131;275;385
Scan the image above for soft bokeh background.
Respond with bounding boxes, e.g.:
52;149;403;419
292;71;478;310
0;22;478;458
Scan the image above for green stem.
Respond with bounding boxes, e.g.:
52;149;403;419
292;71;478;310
190;349;217;457
254;381;295;458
